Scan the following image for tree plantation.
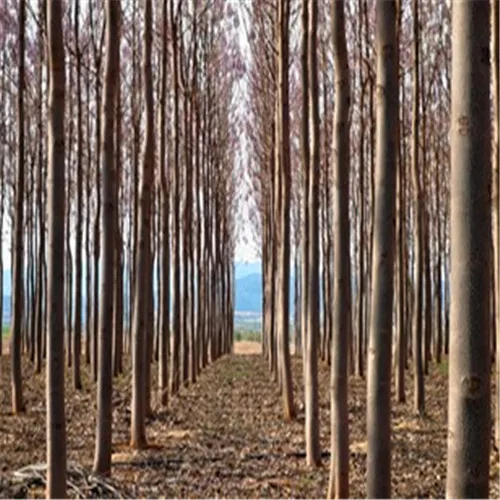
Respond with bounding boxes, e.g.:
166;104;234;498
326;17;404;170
0;0;498;498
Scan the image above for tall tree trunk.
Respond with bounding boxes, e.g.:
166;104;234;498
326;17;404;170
304;0;321;467
85;69;92;366
130;0;154;450
294;239;301;356
46;0;67;494
328;0;351;495
113;65;124;377
170;0;181;397
446;1;491;496
395;0;406;405
356;0;365;379
11;0;26;415
411;0;425;416
93;0;120;474
366;0;398;496
158;0;170;406
73;0;83;390
276;0;295;421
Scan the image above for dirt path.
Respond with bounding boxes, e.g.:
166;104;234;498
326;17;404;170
0;349;498;498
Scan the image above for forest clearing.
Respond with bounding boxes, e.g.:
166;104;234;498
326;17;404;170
1;345;497;499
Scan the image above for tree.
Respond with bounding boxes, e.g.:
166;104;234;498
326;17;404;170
446;1;491;497
158;0;170;407
410;0;425;416
276;0;295;421
73;0;83;390
366;0;398;496
130;0;154;449
11;0;26;415
328;0;350;495
94;0;120;475
170;0;181;398
46;0;67;495
303;0;321;467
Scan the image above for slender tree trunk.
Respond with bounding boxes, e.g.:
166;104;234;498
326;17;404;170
411;0;425;416
113;68;124;377
131;0;154;449
304;0;321;467
46;0;67;494
85;68;92;366
446;1;491;496
158;0;170;404
366;0;398;496
11;0;26;415
356;0;365;379
276;0;295;421
396;78;406;404
73;0;83;390
93;0;120;474
294;240;301;356
170;0;181;397
328;0;351;495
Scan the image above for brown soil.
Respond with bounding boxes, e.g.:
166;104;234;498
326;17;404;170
234;341;261;356
0;346;498;498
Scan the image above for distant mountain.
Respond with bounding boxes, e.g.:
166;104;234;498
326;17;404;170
234;271;296;314
1;263;289;324
235;273;262;312
234;261;261;280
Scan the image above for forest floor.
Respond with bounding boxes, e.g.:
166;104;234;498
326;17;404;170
0;342;498;499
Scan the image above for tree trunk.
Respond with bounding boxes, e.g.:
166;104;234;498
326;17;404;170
276;0;295;421
356;0;365;379
366;0;398;496
304;0;321;467
130;0;154;450
113;69;124;377
411;0;425;416
170;0;181;397
157;0;169;407
46;0;67;494
446;1;491;496
11;0;26;415
73;0;83;390
93;0;120;474
328;0;350;495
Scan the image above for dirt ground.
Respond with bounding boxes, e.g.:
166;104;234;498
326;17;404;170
0;344;498;498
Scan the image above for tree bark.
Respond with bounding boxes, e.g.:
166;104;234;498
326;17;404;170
11;0;26;415
411;0;425;416
93;0;120;474
46;0;67;494
304;0;321;467
276;0;295;421
328;0;351;495
73;0;83;390
130;0;154;450
366;0;398;496
446;1;491;496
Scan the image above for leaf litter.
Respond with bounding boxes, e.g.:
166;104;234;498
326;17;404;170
0;348;498;498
